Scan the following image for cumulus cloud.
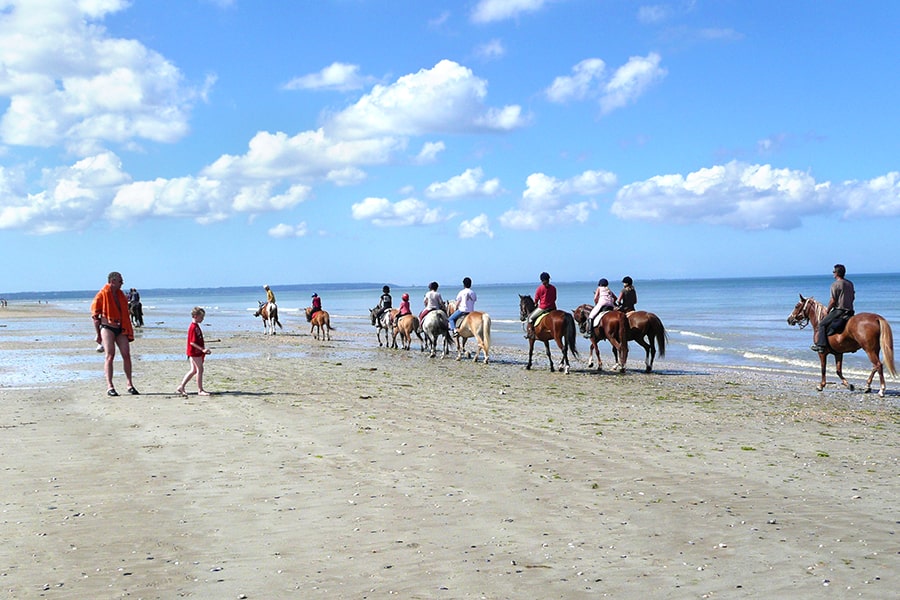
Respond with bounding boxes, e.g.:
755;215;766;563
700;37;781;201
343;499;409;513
471;0;549;23
282;62;373;92
425;167;501;199
351;196;451;227
459;213;493;238
839;171;900;218
0;0;204;155
499;169;617;230
268;222;308;238
327;60;528;139
415;141;446;164
545;54;665;115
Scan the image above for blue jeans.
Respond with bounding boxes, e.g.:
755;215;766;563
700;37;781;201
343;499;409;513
449;310;468;331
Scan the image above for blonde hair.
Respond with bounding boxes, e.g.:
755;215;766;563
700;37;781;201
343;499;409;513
191;306;206;318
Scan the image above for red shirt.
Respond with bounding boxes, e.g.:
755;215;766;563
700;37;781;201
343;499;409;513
186;322;205;357
534;283;557;310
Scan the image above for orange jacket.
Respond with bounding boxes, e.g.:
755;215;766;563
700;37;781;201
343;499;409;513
92;284;134;340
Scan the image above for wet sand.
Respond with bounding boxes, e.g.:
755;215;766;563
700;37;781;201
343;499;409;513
1;307;897;598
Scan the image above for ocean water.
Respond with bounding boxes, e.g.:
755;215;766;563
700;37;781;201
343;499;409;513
2;274;898;387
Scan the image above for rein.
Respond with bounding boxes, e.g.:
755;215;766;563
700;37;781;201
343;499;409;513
795;297;822;329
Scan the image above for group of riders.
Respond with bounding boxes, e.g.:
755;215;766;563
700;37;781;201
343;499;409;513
371;277;478;340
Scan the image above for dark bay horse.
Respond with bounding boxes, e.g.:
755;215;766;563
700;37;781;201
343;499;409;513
787;294;896;397
254;301;282;335
129;301;144;328
572;304;629;371
305;307;333;341
518;295;579;373
624;310;667;372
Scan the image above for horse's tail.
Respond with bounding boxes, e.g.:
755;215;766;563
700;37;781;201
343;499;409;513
481;313;492;352
879;317;897;377
272;305;283;329
565;313;579;359
654;315;667;359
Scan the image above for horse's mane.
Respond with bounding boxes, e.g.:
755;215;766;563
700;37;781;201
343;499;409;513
804;296;827;322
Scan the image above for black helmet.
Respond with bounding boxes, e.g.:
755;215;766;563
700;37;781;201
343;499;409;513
383;285;390;293
598;278;608;287
540;271;550;282
622;276;633;285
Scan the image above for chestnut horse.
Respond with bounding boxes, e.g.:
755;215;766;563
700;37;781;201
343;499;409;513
518;295;579;373
445;300;492;363
254;301;282;335
392;314;424;351
304;307;333;341
623;311;667;372
572;304;629;371
787;294;896;397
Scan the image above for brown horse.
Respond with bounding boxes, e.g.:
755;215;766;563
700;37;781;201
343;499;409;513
304;307;333;341
391;313;424;351
623;310;667;372
445;300;492;363
518;295;579;373
787;294;896;397
572;304;629;371
254;301;283;335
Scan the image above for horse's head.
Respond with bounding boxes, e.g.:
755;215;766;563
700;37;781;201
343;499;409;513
305;307;313;322
787;294;813;328
253;300;265;318
518;294;534;321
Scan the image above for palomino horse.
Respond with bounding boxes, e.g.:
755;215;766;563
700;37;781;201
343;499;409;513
518;295;579;373
623;310;667;372
572;304;629;371
129;301;144;328
392;314;424;351
305;307;333;341
254;301;283;335
787;294;896;397
421;309;453;358
369;307;393;347
445;300;492;363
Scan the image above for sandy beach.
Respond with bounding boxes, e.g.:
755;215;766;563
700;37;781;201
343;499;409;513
1;305;897;599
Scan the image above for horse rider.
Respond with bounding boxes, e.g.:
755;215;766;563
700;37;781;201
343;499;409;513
449;277;476;337
617;276;637;312
391;292;413;327
419;281;445;322
310;293;322;316
374;285;392;322
586;278;617;336
812;264;855;353
525;272;557;339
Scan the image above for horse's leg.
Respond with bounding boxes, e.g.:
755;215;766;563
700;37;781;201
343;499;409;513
525;338;535;370
833;353;855;391
637;338;653;372
861;347;884;396
542;339;554;372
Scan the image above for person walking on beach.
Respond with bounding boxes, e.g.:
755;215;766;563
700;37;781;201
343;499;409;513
449;277;476;337
91;271;138;396
419;281;445;322
812;264;855;353
176;307;212;396
617;276;638;312
525;272;557;339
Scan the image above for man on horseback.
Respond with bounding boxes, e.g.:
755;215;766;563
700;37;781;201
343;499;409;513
525;272;556;339
585;278;617;337
449;277;476;338
812;264;855;353
309;293;322;316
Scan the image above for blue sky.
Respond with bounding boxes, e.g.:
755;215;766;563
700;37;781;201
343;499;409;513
1;0;898;293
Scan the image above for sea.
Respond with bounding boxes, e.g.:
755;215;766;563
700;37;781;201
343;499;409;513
2;273;899;388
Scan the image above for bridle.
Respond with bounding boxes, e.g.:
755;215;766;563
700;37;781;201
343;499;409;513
792;297;816;329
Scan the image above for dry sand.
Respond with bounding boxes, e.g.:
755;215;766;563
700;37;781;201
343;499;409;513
1;306;897;599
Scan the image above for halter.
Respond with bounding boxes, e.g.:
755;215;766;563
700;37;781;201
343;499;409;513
793;296;818;329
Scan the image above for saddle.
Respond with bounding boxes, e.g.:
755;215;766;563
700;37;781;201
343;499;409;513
590;307;614;329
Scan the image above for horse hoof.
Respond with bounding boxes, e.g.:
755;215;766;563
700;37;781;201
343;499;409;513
848;383;855;391
563;366;570;374
815;385;824;392
878;390;885;398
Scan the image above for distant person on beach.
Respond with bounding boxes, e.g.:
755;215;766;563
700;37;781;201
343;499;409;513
449;277;476;337
525;272;557;339
91;271;138;397
812;264;855;353
177;307;212;397
309;293;322;316
419;281;444;322
374;285;392;321
617;276;638;312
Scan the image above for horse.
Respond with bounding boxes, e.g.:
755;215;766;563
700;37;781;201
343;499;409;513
305;307;333;341
392;314;424;351
254;301;283;335
369;306;393;347
787;294;896;397
421;309;453;358
572;304;629;371
623;310;667;372
518;295;579;373
445;300;492;363
129;301;144;328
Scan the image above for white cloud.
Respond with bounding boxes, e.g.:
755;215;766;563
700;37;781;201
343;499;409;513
499;169;616;230
459;213;493;238
283;62;373;92
0;0;202;155
471;0;549;23
545;58;606;103
327;60;528;139
268;222;308;238
637;5;670;24
350;196;451;227
599;53;667;115
840;172;900;218
415;141;446;164
426;167;501;199
474;39;506;61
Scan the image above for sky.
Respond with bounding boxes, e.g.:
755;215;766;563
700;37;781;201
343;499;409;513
1;0;898;293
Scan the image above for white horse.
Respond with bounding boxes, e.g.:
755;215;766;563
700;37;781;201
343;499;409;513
446;301;492;363
421;309;453;358
254;301;282;335
369;306;394;347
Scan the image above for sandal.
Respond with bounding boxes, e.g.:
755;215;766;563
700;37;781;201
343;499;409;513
127;386;140;395
107;388;119;397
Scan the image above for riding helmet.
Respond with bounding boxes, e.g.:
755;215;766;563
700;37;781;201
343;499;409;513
311;293;318;298
540;271;550;282
598;278;608;287
622;276;633;285
383;285;390;293
402;293;410;301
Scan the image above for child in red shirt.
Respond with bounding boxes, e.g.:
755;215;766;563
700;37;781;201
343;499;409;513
176;307;212;396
